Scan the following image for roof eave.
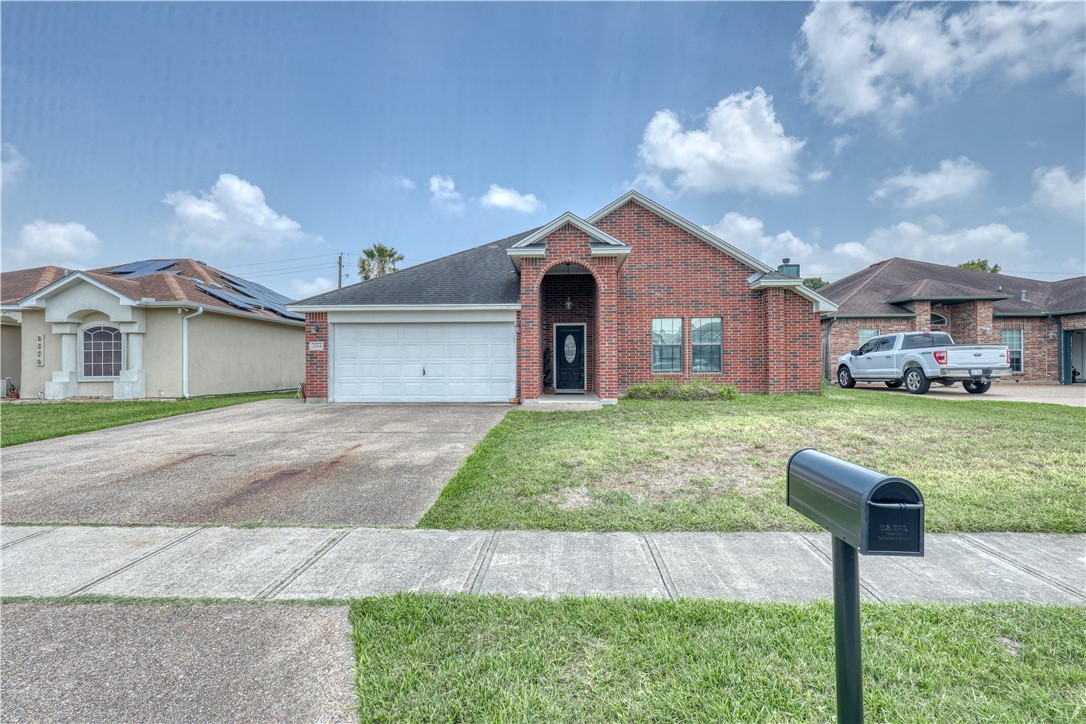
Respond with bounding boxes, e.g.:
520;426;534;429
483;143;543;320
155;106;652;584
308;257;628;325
17;271;139;308
287;303;522;313
749;277;838;313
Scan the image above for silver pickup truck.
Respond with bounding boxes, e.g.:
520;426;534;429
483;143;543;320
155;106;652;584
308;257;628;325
837;331;1011;395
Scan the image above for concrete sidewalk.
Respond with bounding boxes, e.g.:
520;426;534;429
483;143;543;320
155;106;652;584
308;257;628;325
2;525;1082;604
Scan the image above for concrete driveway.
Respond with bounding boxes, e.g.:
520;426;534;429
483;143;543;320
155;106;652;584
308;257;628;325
0;400;508;527
846;381;1086;406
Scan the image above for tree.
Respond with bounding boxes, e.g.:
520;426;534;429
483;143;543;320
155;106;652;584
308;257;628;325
958;258;1001;274
358;243;405;281
803;276;828;290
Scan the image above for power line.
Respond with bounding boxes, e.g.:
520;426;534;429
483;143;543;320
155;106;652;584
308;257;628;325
223;253;341;270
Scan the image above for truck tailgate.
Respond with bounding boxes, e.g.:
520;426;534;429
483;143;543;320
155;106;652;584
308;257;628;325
946;346;1007;369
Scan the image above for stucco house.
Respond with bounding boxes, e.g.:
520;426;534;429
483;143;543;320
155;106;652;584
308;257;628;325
0;259;304;399
819;257;1086;384
290;191;837;404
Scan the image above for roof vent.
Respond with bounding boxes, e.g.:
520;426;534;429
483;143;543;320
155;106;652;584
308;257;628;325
1020;289;1028;301
777;258;801;278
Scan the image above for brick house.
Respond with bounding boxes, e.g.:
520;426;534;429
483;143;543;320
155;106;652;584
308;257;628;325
290;191;837;404
819;257;1086;384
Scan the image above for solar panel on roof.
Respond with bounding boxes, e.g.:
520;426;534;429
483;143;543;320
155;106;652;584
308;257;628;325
198;286;256;311
108;259;179;277
216;273;294;306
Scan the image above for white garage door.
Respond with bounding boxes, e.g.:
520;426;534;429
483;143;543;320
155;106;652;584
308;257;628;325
332;323;516;402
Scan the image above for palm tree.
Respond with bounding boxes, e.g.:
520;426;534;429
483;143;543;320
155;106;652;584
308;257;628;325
358;243;405;281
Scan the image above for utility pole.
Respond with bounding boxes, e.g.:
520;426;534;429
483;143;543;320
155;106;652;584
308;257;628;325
337;253;343;289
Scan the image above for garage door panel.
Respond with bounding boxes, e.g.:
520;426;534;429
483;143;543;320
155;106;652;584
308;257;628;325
333;322;515;402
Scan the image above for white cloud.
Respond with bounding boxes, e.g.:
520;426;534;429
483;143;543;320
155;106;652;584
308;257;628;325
871;157;989;208
385;175;416;190
833;219;1029;266
428;175;464;212
291;276;336;299
706;211;817;266
637;87;805;195
2;143;28;188
1032;166;1086;222
163;173;313;252
797;2;1086;123
832;135;853;155
808;170;831;182
4;220;101;269
480;184;544;213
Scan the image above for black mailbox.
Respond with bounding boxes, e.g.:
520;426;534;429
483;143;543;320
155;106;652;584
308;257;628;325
787;448;924;556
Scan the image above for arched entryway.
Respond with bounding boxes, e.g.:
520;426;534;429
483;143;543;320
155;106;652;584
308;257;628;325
538;262;599;395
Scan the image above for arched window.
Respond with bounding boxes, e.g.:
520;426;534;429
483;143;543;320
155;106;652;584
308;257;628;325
81;324;123;378
931;312;948;326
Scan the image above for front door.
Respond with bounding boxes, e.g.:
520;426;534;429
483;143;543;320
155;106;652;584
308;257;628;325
555;325;585;391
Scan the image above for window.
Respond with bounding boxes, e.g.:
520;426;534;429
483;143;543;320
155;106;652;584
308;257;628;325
652;318;682;372
1002;329;1023;372
902;332;954;349
858;329;880;346
857;337;879;356
691;317;722;373
81;325;123;378
875;337;895;352
930;312;947;326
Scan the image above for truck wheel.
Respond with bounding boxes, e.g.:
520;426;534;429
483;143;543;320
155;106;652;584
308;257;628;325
963;379;991;394
904;367;930;395
837;366;856;389
885;380;903;389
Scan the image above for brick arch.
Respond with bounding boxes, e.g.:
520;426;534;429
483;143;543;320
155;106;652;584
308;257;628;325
533;258;603;291
535;260;601;395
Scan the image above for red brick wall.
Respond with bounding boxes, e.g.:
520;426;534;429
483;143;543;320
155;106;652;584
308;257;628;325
993;316;1059;381
303;312;328;400
589;201;820;395
764;288;822;392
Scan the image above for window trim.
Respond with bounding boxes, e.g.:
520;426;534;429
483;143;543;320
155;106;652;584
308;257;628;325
691;316;722;374
79;322;124;381
651;317;683;374
1002;328;1024;373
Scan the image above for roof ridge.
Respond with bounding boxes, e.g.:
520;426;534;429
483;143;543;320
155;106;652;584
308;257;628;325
836;258;901;309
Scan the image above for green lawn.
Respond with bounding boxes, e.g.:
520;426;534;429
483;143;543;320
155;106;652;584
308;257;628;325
353;595;1086;722
420;390;1086;533
0;392;294;447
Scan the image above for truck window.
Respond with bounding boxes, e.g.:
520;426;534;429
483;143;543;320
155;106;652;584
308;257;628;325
876;338;895;352
857;338;879;355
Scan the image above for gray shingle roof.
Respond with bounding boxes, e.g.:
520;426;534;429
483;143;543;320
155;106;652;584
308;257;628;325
821;257;1086;317
295;229;538;306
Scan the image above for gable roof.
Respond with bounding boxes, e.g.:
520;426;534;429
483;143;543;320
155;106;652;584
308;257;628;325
821;257;1086;318
8;259;302;322
588;190;774;274
291;229;535;308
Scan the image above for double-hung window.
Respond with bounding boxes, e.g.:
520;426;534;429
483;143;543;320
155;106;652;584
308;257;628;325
81;325;123;378
691;317;722;372
652;318;683;373
1002;329;1023;372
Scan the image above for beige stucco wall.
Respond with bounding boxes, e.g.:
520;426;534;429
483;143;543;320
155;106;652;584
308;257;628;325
188;311;304;396
143;308;183;398
1;322;22;391
17;310;59;398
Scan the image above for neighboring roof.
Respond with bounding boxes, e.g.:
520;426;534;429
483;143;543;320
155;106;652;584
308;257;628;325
7;259;302;322
293;229;536;307
0;266;69;305
821;257;1086;318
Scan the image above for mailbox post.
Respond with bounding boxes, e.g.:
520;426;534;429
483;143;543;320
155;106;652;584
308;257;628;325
786;449;924;723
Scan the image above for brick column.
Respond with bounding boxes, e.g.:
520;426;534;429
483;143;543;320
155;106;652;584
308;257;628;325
517;259;543;400
593;257;620;401
911;301;932;331
304;312;328;402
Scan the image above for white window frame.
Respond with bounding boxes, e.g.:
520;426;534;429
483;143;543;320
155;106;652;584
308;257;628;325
652;318;683;373
691;317;722;373
1002;328;1024;372
858;328;881;346
79;323;124;380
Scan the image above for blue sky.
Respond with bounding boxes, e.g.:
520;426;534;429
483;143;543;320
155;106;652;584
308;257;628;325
2;1;1084;299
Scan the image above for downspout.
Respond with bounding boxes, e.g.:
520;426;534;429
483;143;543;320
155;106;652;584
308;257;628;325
1053;315;1064;384
181;307;204;398
823;317;836;382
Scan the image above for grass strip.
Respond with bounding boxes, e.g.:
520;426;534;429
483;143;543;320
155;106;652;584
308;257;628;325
351;595;1086;722
0;392;294;447
420;390;1086;533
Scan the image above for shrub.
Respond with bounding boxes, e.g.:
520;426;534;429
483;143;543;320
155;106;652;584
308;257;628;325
623;378;739;401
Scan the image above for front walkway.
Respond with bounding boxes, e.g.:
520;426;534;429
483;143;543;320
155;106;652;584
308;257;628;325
3;525;1082;604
